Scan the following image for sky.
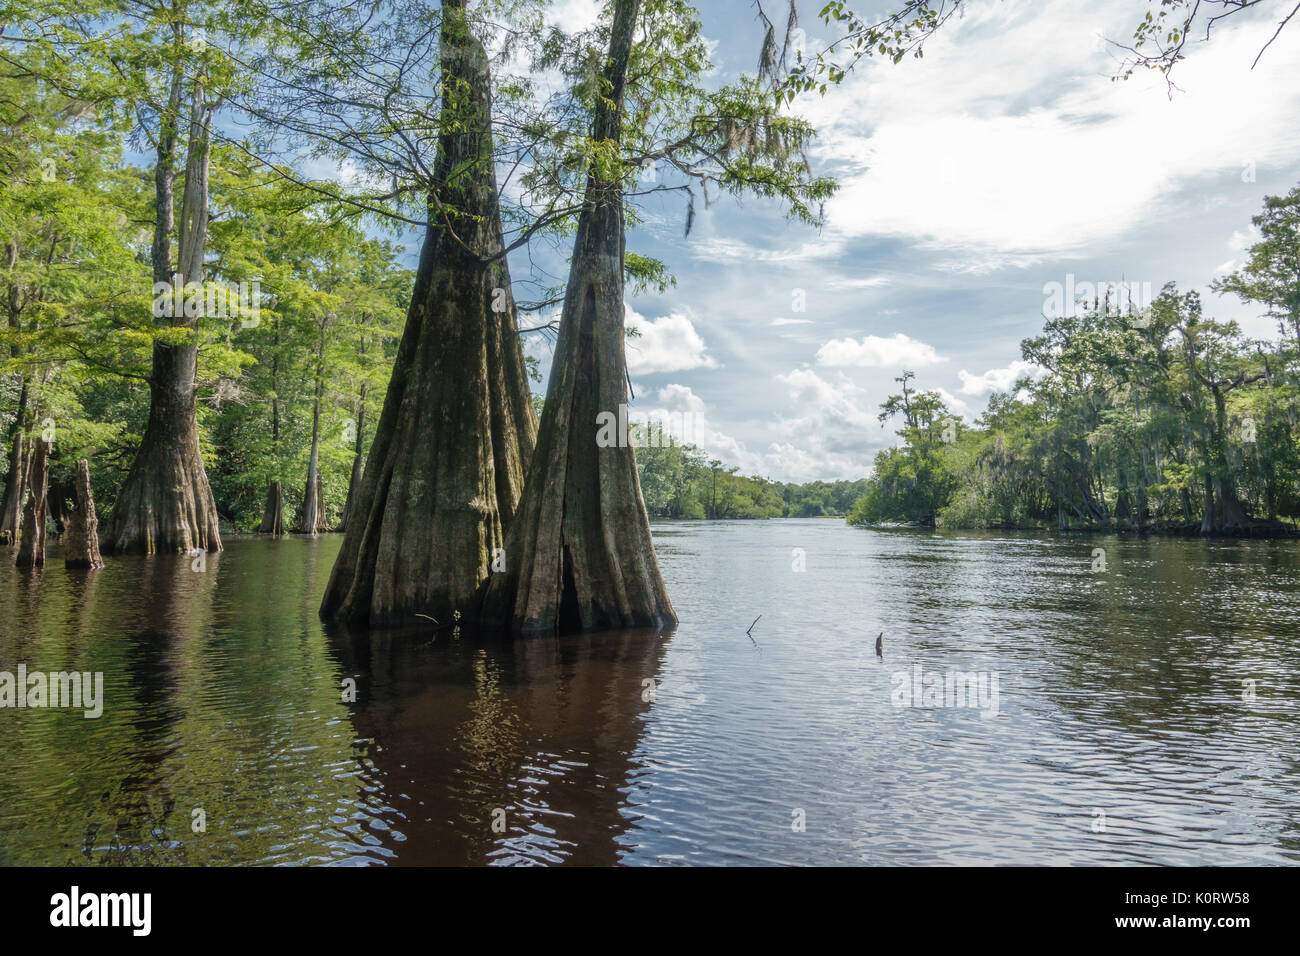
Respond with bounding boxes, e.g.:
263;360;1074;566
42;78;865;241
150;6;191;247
506;0;1300;484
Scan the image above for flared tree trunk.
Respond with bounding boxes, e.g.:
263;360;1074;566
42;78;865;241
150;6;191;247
258;481;284;535
15;435;48;569
103;69;221;555
64;459;104;569
0;430;25;545
1200;473;1215;534
319;0;537;626
480;0;676;636
1216;475;1251;531
296;472;327;535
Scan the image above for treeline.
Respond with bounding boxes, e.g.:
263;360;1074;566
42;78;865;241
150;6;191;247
0;70;414;537
849;186;1300;536
636;438;868;519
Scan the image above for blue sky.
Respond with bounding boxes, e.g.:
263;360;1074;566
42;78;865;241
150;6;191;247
506;0;1300;483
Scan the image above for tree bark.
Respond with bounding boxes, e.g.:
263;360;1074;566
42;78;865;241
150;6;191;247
0;430;25;545
15;435;48;568
103;65;221;555
1200;473;1215;534
319;0;537;626
480;0;676;636
64;459;104;569
258;481;284;535
296;328;327;536
338;373;367;532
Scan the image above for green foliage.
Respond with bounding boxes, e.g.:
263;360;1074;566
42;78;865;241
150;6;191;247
635;431;866;519
848;188;1300;532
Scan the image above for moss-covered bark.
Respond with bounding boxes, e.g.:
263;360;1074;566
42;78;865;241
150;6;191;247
480;0;675;636
319;0;536;626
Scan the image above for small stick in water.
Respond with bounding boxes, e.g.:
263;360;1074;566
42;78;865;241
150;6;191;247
875;632;883;657
746;615;761;646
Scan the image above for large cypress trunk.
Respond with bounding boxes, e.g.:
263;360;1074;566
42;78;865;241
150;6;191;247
1200;473;1215;534
15;435;48;569
103;71;222;555
0;430;25;544
64;459;104;569
258;481;285;535
479;0;676;636
319;0;537;626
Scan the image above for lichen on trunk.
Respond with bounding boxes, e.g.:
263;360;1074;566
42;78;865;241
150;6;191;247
319;0;536;627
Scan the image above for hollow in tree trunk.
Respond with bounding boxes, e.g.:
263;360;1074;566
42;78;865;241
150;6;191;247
64;459;104;569
319;0;537;627
480;0;676;636
102;69;221;555
258;481;284;535
15;435;48;569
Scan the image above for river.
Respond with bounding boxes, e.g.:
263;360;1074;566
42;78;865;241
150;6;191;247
1;519;1297;865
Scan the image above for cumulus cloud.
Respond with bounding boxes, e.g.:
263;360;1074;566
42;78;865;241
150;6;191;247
636;384;760;471
766;369;893;480
624;306;718;375
816;333;946;368
958;360;1047;395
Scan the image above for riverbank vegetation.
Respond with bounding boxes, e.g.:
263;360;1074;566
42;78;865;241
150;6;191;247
849;187;1300;537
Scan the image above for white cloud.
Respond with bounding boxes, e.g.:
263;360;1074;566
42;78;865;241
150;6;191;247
765;369;891;480
637;384;759;471
816;333;946;368
547;0;602;33
792;0;1300;260
933;387;975;421
770;317;812;326
958;360;1047;395
825;275;891;291
686;235;845;264
624;306;717;375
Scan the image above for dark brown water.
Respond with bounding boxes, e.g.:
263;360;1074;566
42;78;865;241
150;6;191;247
1;520;1297;865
